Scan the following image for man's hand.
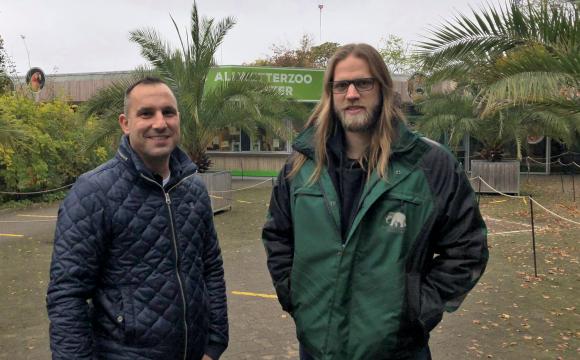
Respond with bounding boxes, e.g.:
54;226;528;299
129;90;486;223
202;355;214;360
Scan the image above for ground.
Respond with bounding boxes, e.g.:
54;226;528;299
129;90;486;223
0;175;578;359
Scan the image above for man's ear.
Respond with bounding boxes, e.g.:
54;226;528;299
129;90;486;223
119;114;130;134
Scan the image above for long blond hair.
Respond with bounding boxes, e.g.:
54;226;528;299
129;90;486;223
289;43;405;182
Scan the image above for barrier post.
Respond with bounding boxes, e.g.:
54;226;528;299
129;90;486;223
526;157;531;183
477;177;482;205
572;172;576;202
529;195;538;277
240;158;244;181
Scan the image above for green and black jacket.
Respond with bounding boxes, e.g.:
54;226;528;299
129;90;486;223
262;121;488;360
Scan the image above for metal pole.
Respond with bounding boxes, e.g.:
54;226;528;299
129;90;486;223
572;172;576;202
529;195;538;277
20;35;32;69
318;4;324;43
546;137;551;175
240;158;244;181
526;157;531;183
477;177;482;205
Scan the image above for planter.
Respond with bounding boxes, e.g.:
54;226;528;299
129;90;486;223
470;160;520;195
197;171;232;213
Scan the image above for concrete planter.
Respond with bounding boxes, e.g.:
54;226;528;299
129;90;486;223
470;160;520;195
197;171;232;213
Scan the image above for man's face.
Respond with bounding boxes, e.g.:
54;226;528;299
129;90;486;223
332;55;381;132
119;83;180;168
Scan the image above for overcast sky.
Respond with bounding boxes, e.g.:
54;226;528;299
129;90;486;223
1;0;504;76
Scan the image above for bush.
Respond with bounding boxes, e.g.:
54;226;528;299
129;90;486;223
0;95;106;199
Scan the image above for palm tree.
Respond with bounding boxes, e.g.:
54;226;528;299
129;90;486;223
82;70;149;153
416;85;575;161
85;2;305;170
415;90;479;150
416;0;579;117
414;0;579;163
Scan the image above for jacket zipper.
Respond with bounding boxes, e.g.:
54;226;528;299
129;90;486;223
141;172;197;360
343;179;368;247
316;173;345;358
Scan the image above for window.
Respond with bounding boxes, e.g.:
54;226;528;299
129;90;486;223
207;126;290;152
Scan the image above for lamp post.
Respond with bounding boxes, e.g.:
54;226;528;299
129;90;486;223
19;34;31;69
318;3;324;43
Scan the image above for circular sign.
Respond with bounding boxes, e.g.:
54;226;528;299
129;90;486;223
527;135;545;144
25;67;45;92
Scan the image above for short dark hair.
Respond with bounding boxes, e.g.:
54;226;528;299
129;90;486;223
123;77;170;114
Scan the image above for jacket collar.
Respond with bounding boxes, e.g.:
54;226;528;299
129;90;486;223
115;135;198;181
292;119;418;160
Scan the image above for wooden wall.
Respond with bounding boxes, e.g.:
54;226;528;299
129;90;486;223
17;71;412;104
208;152;290;172
470;160;521;195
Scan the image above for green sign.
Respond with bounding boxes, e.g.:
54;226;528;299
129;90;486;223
206;66;324;102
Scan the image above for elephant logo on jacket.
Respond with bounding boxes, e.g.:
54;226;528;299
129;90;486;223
385;212;406;233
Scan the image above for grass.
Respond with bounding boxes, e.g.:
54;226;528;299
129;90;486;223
227;169;278;177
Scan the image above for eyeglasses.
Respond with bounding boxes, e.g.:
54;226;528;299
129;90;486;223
329;78;376;94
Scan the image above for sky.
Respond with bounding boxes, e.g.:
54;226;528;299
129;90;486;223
0;0;504;76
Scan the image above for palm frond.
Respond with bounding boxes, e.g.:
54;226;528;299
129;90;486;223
170;14;188;58
481;71;575;113
82;68;158;152
86;2;294;166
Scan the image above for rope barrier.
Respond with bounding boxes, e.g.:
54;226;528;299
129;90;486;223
209;177;274;193
3;174;578;226
557;159;580;169
526;156;559;165
529;198;580;226
524;151;580;160
0;176;275;196
468;152;579;163
524;156;580;168
472;176;580;226
472;176;527;199
0;183;74;195
551;150;580;158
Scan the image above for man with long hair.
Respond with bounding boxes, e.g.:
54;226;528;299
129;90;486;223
262;43;488;359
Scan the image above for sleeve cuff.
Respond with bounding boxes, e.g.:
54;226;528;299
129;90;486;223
205;341;227;360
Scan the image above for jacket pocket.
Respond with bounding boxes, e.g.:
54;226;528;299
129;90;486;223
275;276;293;314
408;275;445;334
293;186;323;196
405;274;427;337
92;287;127;342
418;282;444;334
119;286;136;343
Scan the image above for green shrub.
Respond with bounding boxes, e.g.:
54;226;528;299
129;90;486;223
0;94;103;198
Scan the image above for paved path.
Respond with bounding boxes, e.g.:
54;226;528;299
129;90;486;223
2;180;572;359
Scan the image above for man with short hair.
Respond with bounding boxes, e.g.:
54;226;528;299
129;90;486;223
47;77;228;360
262;43;488;359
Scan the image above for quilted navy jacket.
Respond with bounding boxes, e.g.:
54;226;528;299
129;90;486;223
47;136;228;360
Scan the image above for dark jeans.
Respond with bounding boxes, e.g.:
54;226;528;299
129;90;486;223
299;343;432;360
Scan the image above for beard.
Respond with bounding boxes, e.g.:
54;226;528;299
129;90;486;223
335;103;381;133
